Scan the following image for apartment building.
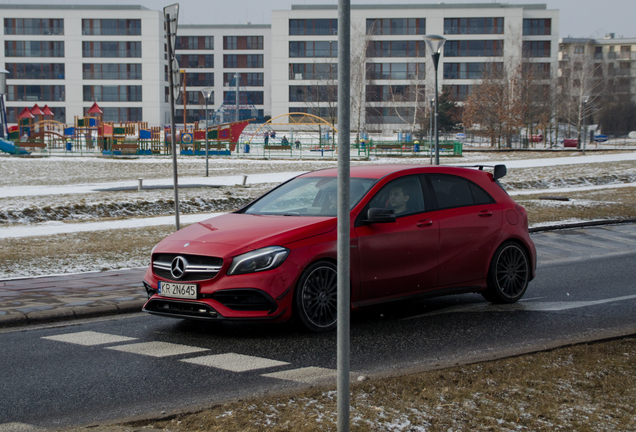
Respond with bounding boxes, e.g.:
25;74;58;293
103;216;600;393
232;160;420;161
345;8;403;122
271;3;559;131
559;34;636;102
0;4;167;125
173;24;271;125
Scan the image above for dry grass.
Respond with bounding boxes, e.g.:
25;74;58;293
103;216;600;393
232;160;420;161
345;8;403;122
62;337;636;431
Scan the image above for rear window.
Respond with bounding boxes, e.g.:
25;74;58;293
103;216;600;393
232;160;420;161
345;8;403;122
429;174;494;209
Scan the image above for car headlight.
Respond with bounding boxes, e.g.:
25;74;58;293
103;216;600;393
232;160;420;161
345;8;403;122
227;246;290;275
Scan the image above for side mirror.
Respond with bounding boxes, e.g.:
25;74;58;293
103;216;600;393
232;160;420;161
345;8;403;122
493;164;507;181
364;207;396;224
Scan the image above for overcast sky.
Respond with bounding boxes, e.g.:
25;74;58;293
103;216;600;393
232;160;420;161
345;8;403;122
1;0;634;39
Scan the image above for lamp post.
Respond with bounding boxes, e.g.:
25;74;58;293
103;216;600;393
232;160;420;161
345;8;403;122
429;97;434;165
582;95;589;155
200;87;213;177
423;35;446;165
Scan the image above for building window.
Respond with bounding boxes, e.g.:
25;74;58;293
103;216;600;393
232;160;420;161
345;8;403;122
175;36;213;50
289;106;335;120
366;18;425;35
175;54;214;68
366;63;425;80
289;63;337;80
523;41;551;58
5;41;64;57
223;36;263;50
444;84;472;101
521;62;551;79
83;85;142;102
82;63;142;80
7;85;65;101
8;106;65;123
4;18;63;35
366;41;425;58
366;107;415;124
522;19;551;36
366;85;425;102
443;62;503;80
444;18;504;35
289;19;338;36
82;41;141;58
574;45;585;54
184;72;214;86
81;19;141;36
6;63;64;79
223;72;264;87
289;41;338;58
176;90;212;105
91;107;143;123
289;85;337;102
223;54;263;68
444;40;504;57
223;90;264;105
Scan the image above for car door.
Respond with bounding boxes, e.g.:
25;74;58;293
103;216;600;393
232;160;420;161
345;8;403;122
426;174;503;287
354;175;439;303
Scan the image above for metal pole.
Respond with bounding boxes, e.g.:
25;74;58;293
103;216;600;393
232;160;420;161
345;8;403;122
337;0;351;431
429;98;433;165
205;97;209;176
166;13;180;231
432;52;440;165
582;100;587;155
235;73;240;123
183;70;186;134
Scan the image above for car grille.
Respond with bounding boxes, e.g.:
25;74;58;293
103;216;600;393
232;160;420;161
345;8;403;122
209;289;277;312
153;253;224;282
144;298;219;319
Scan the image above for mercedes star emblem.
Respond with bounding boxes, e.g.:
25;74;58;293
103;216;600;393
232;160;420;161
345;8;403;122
171;256;187;279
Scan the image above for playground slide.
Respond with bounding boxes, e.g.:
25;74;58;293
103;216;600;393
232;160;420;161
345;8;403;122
0;138;31;155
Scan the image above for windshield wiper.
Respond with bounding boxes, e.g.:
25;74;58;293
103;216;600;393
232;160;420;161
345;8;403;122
283;212;300;216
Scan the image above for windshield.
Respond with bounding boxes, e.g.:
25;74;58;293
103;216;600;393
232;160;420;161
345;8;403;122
242;176;376;216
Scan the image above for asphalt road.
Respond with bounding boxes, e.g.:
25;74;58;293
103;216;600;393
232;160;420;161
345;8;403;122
1;224;636;430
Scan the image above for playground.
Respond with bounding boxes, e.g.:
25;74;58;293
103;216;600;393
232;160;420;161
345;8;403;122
0;105;463;159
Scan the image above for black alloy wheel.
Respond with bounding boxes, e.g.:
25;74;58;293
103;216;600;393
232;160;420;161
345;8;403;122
483;242;530;304
295;261;338;332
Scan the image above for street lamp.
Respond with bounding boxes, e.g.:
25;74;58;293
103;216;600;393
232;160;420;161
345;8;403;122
423;34;446;165
200;87;213;177
429;97;434;165
582;95;590;155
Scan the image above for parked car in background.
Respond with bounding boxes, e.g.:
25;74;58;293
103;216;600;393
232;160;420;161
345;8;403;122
143;164;536;332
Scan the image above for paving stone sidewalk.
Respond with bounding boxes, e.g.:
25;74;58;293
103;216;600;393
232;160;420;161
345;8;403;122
0;269;147;328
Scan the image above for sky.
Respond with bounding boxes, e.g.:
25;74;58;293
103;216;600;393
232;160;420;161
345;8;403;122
0;0;633;39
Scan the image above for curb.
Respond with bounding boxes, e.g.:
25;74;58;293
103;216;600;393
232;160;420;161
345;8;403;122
529;218;636;233
0;299;146;329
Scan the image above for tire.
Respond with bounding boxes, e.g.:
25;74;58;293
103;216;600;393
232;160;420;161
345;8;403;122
482;242;530;304
295;261;338;332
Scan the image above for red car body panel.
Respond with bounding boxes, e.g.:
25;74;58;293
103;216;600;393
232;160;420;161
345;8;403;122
142;164;536;324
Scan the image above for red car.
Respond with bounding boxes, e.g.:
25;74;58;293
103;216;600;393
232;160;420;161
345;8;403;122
143;164;536;332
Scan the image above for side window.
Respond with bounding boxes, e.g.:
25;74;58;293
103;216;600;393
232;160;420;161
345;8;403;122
428;174;494;209
367;175;426;216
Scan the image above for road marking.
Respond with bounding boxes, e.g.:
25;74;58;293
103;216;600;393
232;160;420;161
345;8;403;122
405;294;636;319
42;331;137;346
262;366;336;383
0;423;45;432
181;353;289;372
106;341;208;357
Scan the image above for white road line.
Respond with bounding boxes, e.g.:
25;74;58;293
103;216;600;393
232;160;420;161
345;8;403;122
262;366;336;383
0;423;46;432
106;341;208;357
42;331;137;346
404;294;636;319
181;353;289;372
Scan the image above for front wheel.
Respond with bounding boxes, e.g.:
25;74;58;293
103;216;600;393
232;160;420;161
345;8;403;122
295;261;338;332
482;242;530;304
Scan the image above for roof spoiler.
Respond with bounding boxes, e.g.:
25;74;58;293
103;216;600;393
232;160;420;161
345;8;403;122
470;164;507;181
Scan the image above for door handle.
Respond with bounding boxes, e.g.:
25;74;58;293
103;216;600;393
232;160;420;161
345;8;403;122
478;210;493;217
416;219;433;227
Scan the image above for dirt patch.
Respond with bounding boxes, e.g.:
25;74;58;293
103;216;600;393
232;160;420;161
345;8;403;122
60;336;636;431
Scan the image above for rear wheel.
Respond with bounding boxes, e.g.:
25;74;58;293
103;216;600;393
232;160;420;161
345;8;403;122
482;242;529;304
295;261;338;332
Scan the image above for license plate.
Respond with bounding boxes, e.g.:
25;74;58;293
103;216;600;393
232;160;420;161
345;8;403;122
158;281;198;299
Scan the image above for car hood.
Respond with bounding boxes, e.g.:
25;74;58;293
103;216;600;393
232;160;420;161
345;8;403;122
153;213;336;257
